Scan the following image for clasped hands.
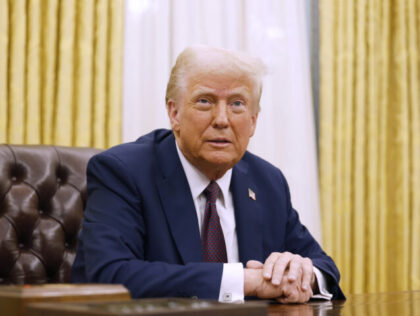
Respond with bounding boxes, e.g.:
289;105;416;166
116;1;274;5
244;252;316;303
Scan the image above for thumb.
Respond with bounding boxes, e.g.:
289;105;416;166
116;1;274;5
246;260;264;269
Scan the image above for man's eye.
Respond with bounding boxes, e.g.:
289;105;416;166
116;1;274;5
198;98;209;104
232;100;244;106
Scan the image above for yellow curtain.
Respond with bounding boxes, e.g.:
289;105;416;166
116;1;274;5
320;0;420;294
0;0;124;148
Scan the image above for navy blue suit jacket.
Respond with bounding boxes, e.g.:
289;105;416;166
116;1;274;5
72;129;344;299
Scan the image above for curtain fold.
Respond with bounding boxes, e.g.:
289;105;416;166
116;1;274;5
0;0;9;140
320;0;420;294
0;0;124;148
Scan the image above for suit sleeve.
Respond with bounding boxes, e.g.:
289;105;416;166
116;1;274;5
280;172;345;300
72;152;223;299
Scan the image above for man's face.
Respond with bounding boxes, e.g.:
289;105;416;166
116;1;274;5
167;68;258;179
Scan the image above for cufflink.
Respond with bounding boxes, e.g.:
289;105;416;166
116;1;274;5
223;293;232;302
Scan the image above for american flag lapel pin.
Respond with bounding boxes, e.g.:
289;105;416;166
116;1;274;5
248;188;256;200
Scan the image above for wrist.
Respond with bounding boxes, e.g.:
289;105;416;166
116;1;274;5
243;268;259;296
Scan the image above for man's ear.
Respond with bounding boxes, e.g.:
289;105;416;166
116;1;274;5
249;112;258;137
167;100;180;132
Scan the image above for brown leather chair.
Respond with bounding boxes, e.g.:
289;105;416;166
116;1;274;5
0;145;101;284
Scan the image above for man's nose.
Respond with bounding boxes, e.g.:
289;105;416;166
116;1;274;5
213;102;229;128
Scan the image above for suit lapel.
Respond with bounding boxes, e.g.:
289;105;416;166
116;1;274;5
231;159;264;264
156;133;203;263
155;133;263;264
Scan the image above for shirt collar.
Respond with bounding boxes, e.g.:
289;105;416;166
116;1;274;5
175;142;232;205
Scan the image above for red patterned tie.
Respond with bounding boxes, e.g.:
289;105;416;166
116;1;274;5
201;181;227;263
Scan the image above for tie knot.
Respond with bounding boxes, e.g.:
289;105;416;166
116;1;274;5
204;181;220;203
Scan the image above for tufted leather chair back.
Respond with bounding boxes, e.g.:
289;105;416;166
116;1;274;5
0;145;101;284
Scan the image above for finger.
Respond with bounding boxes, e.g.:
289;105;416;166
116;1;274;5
300;258;314;291
270;252;293;285
299;289;313;303
277;296;295;304
246;260;264;269
278;288;312;304
278;286;299;303
286;255;303;283
262;252;281;280
306;288;313;301
278;294;311;304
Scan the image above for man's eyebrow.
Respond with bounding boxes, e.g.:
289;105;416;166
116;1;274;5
229;88;251;97
191;86;251;97
189;90;217;100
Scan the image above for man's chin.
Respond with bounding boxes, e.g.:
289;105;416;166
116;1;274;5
202;154;238;171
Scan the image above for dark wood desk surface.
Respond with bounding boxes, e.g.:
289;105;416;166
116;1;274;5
268;290;420;315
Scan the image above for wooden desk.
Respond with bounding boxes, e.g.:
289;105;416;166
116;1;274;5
269;290;420;315
6;289;420;315
0;284;130;316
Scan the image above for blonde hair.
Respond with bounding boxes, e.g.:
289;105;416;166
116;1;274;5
165;46;266;113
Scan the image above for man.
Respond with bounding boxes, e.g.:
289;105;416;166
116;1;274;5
72;46;344;303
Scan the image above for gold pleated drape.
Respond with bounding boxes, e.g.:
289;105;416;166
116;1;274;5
320;0;420;295
0;0;124;148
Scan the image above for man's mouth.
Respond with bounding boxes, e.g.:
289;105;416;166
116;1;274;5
207;138;231;146
210;139;230;143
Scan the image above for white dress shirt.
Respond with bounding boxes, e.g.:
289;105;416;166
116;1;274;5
175;144;332;302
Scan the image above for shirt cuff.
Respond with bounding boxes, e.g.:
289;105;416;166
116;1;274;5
312;266;333;300
218;263;245;303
